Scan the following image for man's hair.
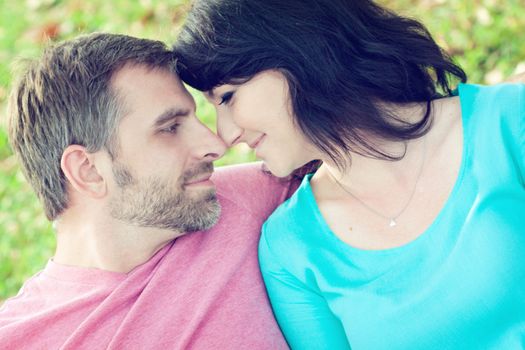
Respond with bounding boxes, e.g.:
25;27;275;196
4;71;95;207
174;0;467;166
7;33;177;220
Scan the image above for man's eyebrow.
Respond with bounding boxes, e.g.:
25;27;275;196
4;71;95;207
153;108;190;127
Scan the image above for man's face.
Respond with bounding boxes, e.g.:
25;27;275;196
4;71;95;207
106;64;226;232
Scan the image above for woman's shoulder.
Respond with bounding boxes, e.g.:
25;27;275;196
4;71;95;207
457;83;524;142
259;201;312;277
453;83;525;179
260;174;317;257
458;82;524;118
459;82;525;96
263;178;310;232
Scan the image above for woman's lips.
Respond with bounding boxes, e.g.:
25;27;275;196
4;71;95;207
250;135;266;155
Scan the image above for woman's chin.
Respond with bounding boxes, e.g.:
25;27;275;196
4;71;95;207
262;159;320;179
261;162;294;178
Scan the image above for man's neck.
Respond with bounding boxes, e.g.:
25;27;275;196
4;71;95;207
53;215;183;273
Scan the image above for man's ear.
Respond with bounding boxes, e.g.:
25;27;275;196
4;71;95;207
60;145;107;198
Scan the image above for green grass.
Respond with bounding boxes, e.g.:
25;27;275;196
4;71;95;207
1;0;524;302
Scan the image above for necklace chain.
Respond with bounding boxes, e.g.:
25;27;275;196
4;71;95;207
327;139;427;228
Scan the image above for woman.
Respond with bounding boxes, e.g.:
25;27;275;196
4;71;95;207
174;0;525;348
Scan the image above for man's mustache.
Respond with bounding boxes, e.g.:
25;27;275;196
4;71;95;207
182;162;214;184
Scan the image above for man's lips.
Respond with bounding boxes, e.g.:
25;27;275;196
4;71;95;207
185;173;214;186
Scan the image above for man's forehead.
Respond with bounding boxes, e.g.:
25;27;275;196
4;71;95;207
110;64;195;125
113;64;190;103
111;63;182;90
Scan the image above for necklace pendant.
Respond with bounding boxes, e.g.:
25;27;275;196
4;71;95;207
389;219;397;227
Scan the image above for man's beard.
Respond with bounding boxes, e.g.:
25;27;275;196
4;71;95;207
108;162;221;232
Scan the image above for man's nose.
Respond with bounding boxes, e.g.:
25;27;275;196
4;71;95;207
194;121;227;162
216;112;244;147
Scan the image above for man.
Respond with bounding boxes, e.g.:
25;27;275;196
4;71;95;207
0;33;290;349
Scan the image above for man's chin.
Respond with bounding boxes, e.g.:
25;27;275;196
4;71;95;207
109;183;221;233
186;186;217;202
182;198;221;232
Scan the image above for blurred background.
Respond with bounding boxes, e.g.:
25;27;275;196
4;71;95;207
1;0;524;302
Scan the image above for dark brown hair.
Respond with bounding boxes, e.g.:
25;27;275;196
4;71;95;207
174;0;467;167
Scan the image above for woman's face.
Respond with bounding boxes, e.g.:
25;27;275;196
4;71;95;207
208;70;321;177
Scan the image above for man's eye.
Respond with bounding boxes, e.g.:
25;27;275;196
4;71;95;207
161;124;180;133
219;91;234;105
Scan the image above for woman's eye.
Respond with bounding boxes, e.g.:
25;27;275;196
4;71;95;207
219;91;234;105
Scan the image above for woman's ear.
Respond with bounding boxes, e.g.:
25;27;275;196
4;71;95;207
60;145;107;199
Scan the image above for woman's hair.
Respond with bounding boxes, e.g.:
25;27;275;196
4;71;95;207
174;0;467;165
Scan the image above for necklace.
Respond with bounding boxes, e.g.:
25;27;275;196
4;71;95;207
326;139;427;228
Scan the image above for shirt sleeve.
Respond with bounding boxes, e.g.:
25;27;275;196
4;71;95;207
259;229;351;350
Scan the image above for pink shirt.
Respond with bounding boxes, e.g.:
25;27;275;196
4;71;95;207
0;163;292;349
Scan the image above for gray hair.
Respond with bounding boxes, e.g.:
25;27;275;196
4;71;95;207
7;33;177;220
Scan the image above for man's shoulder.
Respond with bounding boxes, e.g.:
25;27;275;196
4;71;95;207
212;162;292;220
212;161;278;187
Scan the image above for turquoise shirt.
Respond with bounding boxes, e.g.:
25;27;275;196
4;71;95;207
259;83;525;350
